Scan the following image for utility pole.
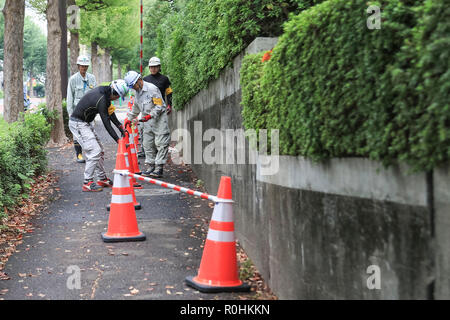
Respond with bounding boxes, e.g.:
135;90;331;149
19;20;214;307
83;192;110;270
59;0;68;99
140;0;143;74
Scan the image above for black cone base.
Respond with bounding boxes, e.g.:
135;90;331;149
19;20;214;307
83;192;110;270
185;276;251;293
101;232;146;243
107;203;141;211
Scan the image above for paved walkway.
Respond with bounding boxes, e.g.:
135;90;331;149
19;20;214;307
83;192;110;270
0;106;250;300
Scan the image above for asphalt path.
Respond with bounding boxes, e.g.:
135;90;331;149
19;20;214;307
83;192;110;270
0;106;248;301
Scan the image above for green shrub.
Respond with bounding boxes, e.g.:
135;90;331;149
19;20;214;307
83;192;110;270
241;0;449;171
61;99;72;140
0;111;51;213
153;0;321;110
241;52;268;134
388;0;450;171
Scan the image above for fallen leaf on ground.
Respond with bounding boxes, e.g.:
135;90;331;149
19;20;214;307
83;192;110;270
0;272;10;280
130;288;139;295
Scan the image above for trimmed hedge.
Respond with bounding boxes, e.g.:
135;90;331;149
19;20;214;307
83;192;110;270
0;111;51;215
390;0;450;170
241;0;449;171
153;0;321;110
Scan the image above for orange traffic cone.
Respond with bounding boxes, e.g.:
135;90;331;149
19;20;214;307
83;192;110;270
133;123;141;158
102;138;145;243
106;136;141;211
127;124;142;177
127;95;134;111
124;129;142;189
185;176;250;293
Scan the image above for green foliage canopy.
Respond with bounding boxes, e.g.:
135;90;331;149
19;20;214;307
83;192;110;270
146;0;311;109
79;0;139;53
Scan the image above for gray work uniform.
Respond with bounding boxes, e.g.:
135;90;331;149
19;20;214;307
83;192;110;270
66;72;96;116
127;81;170;166
69;120;107;181
69;86;123;182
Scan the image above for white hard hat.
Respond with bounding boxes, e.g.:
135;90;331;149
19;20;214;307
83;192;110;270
111;79;129;99
148;56;161;67
124;70;141;88
76;55;90;66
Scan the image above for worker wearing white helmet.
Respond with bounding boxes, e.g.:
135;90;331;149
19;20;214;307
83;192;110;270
124;70;170;178
69;80;128;192
143;56;173;115
67;55;97;163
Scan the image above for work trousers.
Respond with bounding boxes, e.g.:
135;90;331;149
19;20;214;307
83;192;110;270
142;122;170;166
69;119;107;182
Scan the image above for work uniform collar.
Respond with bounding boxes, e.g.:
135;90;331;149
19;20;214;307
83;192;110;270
78;72;88;81
140;81;149;92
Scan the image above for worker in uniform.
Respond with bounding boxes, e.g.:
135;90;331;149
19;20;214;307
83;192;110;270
67;55;97;163
135;57;173;158
143;56;173;115
69;79;128;192
124;71;169;178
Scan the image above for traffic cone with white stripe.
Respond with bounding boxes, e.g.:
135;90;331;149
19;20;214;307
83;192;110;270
106;133;141;211
128;124;142;175
127;95;134;111
125;128;142;188
133;123;141;159
101;137;145;243
185;176;250;293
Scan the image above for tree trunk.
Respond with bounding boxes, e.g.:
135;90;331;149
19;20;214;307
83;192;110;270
69;31;79;75
28;70;33;97
97;49;104;84
67;0;79;75
91;41;100;83
104;48;112;82
59;0;68;99
2;0;25;123
117;61;121;79
46;0;68;147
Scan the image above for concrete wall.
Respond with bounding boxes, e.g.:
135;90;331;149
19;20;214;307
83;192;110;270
435;166;450;299
169;37;446;299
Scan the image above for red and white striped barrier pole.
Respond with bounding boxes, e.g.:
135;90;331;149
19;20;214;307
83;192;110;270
114;170;221;202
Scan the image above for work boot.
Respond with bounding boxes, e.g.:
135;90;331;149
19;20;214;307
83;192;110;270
141;164;155;177
82;180;103;192
76;153;86;163
150;165;163;178
97;177;113;188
